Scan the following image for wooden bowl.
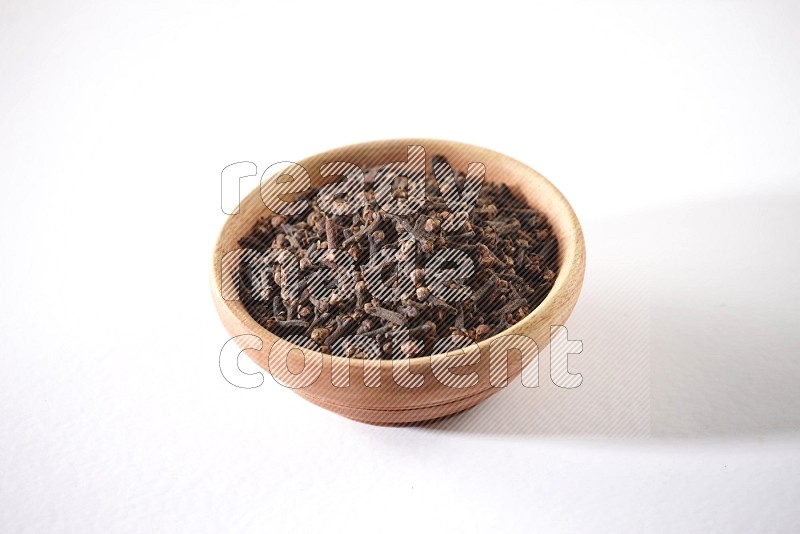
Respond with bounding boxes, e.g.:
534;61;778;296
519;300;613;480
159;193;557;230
211;139;586;425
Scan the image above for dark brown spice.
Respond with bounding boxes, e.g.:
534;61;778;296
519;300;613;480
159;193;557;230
237;153;560;359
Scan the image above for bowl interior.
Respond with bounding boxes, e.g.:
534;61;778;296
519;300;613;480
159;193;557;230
212;138;585;364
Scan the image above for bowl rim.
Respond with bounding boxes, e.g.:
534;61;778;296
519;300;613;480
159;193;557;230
211;137;586;374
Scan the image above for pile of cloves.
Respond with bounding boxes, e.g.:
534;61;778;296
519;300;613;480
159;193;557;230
236;153;559;359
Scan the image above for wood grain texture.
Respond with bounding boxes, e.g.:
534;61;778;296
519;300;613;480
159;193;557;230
211;139;586;425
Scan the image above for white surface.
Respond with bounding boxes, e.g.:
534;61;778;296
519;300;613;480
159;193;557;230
2;1;800;532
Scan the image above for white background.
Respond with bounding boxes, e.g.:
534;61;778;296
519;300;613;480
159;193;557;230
2;1;800;532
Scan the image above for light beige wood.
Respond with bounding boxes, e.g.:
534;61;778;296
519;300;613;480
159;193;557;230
210;139;586;425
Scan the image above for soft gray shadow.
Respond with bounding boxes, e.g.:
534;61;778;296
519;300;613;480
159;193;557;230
410;193;800;439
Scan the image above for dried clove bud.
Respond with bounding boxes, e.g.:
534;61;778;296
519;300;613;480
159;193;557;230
238;152;560;359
